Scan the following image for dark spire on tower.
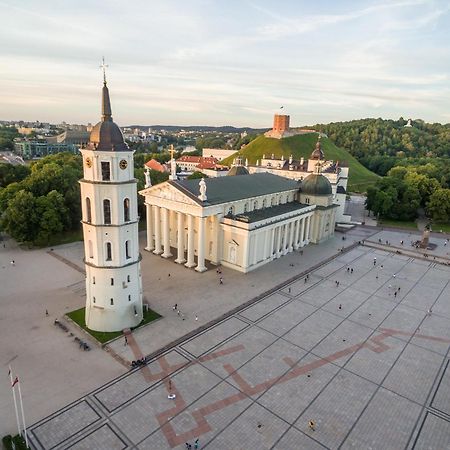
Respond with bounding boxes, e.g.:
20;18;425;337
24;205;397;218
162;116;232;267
100;57;112;122
86;58;129;152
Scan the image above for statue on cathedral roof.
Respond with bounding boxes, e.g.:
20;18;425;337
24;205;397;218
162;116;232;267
198;178;207;202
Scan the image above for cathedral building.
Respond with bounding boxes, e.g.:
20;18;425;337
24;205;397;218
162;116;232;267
140;165;337;273
79;75;143;332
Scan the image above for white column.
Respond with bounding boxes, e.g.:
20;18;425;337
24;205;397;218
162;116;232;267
175;212;186;264
299;217;306;247
185;214;196;268
263;229;269;260
145;203;154;251
251;234;258;265
161;207;172;258
269;227;275;259
282;223;289;255
196;217;207;272
293;219;300;250
153;206;162;255
305;215;311;244
276;226;282;258
211;216;220;264
288;220;295;252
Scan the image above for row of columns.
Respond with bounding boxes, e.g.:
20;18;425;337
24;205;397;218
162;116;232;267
145;204;208;273
248;214;312;268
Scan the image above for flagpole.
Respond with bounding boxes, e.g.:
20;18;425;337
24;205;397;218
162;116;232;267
8;365;21;437
17;377;29;448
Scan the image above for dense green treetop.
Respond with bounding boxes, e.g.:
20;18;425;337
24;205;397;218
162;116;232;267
308;118;450;159
0;126;19;152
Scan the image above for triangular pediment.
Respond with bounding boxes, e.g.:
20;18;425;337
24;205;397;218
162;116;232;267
139;182;200;206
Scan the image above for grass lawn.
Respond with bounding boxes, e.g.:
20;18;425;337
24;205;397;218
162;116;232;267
378;219;418;230
221;133;379;193
432;222;450;233
67;306;161;344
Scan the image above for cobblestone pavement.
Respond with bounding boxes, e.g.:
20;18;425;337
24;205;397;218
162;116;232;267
27;246;450;449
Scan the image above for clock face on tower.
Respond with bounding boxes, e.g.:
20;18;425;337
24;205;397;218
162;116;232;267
119;159;128;170
85;157;92;168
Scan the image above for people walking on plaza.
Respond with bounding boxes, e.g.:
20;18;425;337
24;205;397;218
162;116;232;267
288;287;291;293
194;438;199;449
219;277;223;285
338;304;342;310
308;420;316;431
185;442;192;449
350;268;353;274
347;267;350;273
45;309;49;316
373;257;377;266
124;335;128;346
173;303;178;311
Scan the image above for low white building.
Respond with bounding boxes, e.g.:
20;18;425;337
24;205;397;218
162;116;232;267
202;148;237;161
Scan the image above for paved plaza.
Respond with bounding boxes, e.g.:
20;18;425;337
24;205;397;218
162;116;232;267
26;243;450;449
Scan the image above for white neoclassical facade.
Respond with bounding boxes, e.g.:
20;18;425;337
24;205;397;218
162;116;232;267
140;171;337;273
79;78;143;332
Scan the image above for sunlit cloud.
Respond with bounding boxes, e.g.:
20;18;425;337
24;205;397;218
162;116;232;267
0;0;448;126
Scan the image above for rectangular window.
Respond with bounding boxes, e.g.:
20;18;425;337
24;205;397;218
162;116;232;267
106;243;112;261
103;200;111;225
110;298;114;305
101;162;110;181
127;275;131;282
111;278;114;286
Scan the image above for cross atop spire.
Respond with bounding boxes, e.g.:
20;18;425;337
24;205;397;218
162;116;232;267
100;56;109;86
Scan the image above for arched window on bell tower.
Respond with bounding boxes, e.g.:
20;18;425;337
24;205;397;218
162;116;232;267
103;199;111;224
86;197;92;223
125;240;131;259
123;198;130;222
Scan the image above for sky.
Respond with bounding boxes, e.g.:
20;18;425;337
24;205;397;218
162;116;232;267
0;0;449;127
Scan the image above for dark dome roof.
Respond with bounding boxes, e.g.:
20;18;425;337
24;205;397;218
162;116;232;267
89;120;128;152
301;173;332;196
310;136;324;160
227;165;249;176
86;82;129;152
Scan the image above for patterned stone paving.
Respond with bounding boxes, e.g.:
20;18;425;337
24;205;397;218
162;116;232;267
27;246;450;449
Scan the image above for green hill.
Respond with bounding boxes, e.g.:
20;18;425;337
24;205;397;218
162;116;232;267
221;133;379;192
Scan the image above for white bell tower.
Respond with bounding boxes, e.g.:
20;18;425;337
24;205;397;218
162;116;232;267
79;64;143;332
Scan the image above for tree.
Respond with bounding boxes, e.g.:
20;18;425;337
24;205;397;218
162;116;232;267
0;164;30;188
427;189;450;223
1;190;39;242
187;171;207;180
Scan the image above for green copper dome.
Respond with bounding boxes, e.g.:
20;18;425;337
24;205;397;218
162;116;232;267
301;173;332;196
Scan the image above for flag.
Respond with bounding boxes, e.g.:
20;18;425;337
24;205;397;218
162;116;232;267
11;376;18;388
